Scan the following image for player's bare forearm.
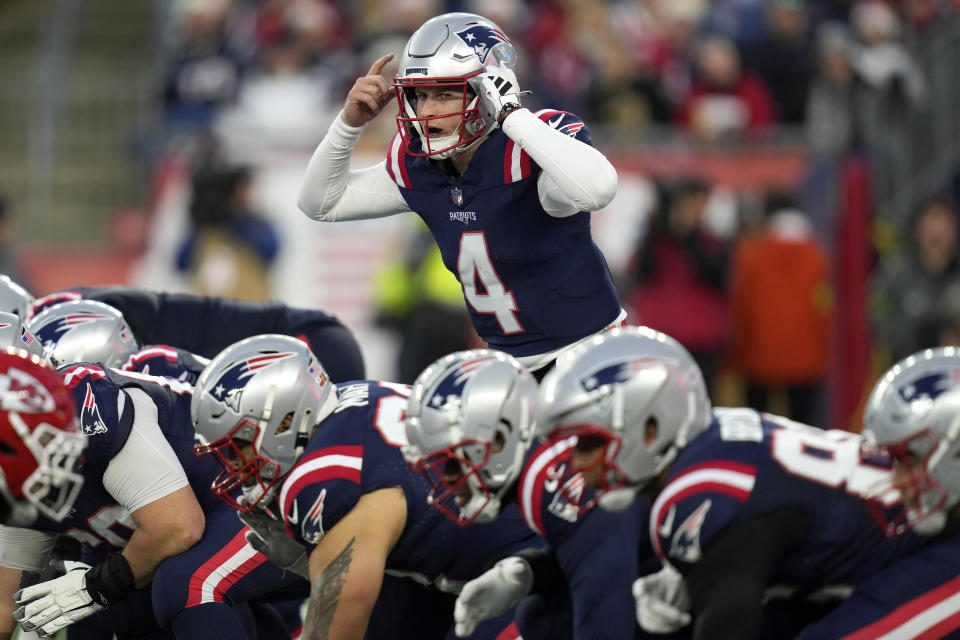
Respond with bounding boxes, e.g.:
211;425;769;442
123;486;204;585
300;487;407;639
302;537;356;639
0;566;21;637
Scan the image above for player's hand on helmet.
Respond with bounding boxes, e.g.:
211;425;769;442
467;66;523;132
342;53;395;127
633;565;692;634
13;561;103;637
238;507;310;580
454;555;533;637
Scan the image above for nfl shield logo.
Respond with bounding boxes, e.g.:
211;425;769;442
450;186;464;206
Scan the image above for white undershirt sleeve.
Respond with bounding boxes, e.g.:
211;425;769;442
296;111;411;222
102;388;190;514
501;108;618;217
0;526;58;572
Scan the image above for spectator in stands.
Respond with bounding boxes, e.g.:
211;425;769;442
741;0;814;124
806;22;859;159
849;0;925;108
729;191;832;425
628;178;730;390
675;34;777;139
176;161;279;302
871;196;960;362
163;0;247;136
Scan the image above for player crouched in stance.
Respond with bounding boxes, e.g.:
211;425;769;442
11;304;306;640
792;347;960;639
402;350;652;640
191;335;539;639
534;326;943;640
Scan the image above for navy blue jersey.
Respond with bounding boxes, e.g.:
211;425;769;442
121;344;210;384
518;437;645;640
278;380;538;587
651;409;928;589
385;110;621;357
34;363;221;548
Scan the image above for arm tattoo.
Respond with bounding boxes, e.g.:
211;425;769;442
303;537;356;639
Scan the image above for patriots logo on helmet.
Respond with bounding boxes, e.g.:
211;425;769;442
428;356;496;410
301;488;327;544
898;372;960;403
455;24;511;65
80;383;108;436
581;357;677;392
209;352;296;412
32;313;114;348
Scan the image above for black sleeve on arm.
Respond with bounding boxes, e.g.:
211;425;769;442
685;507;807;640
84;287;162;346
513;547;568;596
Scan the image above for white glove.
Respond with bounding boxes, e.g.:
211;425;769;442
467;66;523;131
13;561;104;637
633;565;692;634
454;556;533;637
238;508;310;579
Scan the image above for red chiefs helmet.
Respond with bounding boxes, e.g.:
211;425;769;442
0;347;84;525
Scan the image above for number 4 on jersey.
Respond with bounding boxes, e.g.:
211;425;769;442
458;232;523;334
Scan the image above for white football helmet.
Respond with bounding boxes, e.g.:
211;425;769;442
393;12;518;158
192;334;337;512
537;326;712;512
26;300;138;368
0;275;34;320
863;347;960;535
403;349;538;525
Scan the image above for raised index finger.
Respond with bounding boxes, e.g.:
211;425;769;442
368;53;395;77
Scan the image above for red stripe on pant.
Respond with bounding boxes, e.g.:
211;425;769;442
185;527;265;607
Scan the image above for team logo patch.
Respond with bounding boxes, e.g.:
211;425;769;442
546;464;583;523
545;115;584;137
80;383;108;436
455;24;511;65
669;499;711;563
0;366;56;413
301;488;327;544
209;352;296;412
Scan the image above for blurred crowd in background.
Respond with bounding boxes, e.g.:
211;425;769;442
2;0;960;431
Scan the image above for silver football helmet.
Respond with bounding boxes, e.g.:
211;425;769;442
192;334;338;512
393;12;518;158
403;349;538;525
0;275;34;320
25;300;138;368
0;312;44;360
537;326;712;512
863;347;960;535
